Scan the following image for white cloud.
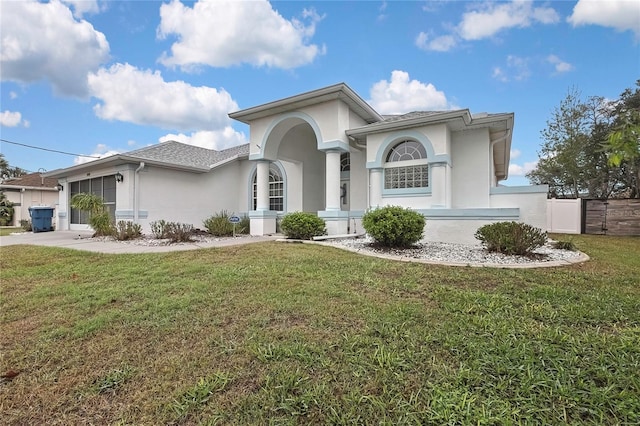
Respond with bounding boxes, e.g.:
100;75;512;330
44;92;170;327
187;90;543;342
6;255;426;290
61;0;101;18
510;149;521;159
88;63;238;131
159;128;248;151
0;0;109;98
568;0;640;37
0;110;29;127
415;32;457;52
457;1;560;40
547;55;574;74
157;0;325;70
418;1;559;52
368;70;455;115
509;160;538;176
10;92;18;100
73;144;121;165
492;55;531;82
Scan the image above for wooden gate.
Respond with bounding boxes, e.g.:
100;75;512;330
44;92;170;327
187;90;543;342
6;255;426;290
582;199;640;236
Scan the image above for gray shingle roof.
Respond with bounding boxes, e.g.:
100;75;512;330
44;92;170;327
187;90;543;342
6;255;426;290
124;141;249;169
381;111;445;122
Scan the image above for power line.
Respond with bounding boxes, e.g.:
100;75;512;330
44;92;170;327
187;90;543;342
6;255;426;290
0;138;101;158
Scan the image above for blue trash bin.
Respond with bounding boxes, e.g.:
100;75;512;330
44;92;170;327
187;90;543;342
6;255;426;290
28;206;55;233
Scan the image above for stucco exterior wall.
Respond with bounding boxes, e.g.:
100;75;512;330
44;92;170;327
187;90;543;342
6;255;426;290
451;128;491;208
490;186;549;231
4;188;58;227
137;163;245;232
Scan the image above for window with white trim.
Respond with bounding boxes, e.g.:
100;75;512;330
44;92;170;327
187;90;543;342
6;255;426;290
252;165;284;211
384;140;428;189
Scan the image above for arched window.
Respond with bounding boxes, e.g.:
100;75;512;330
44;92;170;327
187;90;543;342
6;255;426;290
252;164;284;211
340;152;351;172
384;140;428;189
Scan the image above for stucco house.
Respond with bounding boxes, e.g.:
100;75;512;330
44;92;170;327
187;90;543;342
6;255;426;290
45;83;547;244
0;172;59;227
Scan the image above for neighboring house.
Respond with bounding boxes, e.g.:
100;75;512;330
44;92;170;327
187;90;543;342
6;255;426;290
45;83;547;244
0;172;60;227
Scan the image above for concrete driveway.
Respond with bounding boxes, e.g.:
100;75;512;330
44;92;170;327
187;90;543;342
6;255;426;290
0;230;277;254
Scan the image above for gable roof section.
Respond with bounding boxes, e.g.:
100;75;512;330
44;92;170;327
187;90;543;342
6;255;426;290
44;141;250;178
0;172;58;190
229;83;383;125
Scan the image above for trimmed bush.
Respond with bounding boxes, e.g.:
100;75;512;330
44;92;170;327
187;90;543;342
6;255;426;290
554;239;576;251
280;212;326;240
475;221;547;256
114;221;142;241
20;219;32;232
362;205;425;248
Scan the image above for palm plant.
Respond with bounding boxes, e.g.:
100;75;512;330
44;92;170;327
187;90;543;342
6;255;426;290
70;193;113;237
0;191;14;226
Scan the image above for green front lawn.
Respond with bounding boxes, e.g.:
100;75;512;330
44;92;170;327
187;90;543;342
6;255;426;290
1;235;638;424
0;227;22;236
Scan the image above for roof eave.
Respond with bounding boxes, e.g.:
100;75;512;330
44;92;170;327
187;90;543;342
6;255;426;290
346;109;472;138
229;83;383;124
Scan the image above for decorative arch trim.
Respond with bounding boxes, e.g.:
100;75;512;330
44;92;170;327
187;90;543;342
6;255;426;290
250;112;323;161
367;130;444;169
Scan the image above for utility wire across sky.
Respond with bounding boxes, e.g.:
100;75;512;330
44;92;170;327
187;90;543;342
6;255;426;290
1;138;101;159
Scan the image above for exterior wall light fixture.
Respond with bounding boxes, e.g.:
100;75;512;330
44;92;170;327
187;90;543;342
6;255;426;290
56;183;64;191
115;172;124;183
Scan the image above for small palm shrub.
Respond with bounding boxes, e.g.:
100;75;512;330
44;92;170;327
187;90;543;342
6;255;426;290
237;215;250;234
475;221;547;256
20;219;32;232
280;212;326;240
203;210;234;236
362;206;425;248
71;193;114;237
114;221;142;241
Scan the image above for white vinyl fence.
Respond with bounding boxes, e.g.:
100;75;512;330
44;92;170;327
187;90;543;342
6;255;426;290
547;198;581;234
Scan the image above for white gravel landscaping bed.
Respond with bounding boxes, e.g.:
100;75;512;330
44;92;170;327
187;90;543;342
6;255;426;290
319;235;587;268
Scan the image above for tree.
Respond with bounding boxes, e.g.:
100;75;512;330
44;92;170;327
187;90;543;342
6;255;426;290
0;153;28;180
0;192;14;226
527;87;632;198
603;81;640;198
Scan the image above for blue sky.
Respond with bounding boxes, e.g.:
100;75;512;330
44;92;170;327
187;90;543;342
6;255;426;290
1;0;638;186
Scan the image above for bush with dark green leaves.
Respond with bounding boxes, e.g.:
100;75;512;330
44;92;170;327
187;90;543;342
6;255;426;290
362;205;425;248
280;212;326;240
475;221;547;256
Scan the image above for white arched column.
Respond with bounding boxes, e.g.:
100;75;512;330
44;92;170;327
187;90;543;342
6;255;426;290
249;160;277;235
318;149;349;235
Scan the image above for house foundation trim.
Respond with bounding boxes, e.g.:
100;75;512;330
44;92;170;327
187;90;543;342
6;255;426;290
417;208;520;220
249;210;278;235
318;210;350;235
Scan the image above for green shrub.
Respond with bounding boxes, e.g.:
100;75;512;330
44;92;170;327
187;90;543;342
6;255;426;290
150;220;168;239
554;239;576;251
114;221;142;241
203;210;234;236
20;219;32;232
362;205;425;248
237;215;250;234
475;221;547;256
164;222;194;243
280;212;326;240
89;212;115;237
